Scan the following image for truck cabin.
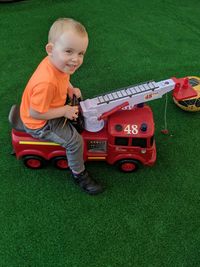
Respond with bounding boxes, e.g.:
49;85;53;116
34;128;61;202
107;105;155;149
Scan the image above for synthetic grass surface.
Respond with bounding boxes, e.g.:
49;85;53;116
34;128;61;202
0;0;200;266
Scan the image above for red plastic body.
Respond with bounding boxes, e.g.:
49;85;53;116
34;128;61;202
172;77;197;100
11;104;156;170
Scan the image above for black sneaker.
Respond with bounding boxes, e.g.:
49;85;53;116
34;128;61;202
72;170;104;195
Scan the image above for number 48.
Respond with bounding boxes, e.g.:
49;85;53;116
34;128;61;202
124;124;138;135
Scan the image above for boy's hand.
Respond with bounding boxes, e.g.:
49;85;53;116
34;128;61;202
73;87;82;99
68;87;82;99
64;105;79;120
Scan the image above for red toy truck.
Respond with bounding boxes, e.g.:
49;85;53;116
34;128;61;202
9;77;196;172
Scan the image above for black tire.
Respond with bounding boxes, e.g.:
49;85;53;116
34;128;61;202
22;155;46;169
117;159;139;173
51;156;68;170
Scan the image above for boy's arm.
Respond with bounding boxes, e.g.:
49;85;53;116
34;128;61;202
68;82;82;99
30;105;79;121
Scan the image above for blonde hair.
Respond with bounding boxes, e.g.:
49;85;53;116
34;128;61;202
48;18;88;43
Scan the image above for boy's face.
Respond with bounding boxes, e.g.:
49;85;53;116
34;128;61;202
47;30;88;74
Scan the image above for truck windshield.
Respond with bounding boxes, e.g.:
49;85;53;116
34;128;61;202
115;137;129;146
131;138;147;148
114;137;149;148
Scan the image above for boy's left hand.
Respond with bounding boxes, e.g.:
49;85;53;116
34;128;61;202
73;87;82;99
68;87;82;100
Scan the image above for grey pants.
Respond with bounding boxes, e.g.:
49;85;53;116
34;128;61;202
24;117;85;173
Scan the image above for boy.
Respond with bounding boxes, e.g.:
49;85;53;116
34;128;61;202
20;18;104;195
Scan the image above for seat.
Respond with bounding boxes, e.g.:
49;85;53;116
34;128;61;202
8;104;25;131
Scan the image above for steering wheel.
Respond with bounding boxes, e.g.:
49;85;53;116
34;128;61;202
70;95;85;133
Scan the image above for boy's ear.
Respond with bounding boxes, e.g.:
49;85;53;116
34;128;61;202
46;43;54;55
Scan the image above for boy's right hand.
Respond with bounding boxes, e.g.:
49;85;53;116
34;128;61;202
64;105;79;120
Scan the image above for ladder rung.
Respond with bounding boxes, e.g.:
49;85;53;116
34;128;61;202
97;81;159;105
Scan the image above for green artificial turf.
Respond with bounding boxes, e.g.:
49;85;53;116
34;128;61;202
0;0;200;266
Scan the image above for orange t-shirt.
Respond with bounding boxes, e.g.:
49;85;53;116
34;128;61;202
20;56;70;129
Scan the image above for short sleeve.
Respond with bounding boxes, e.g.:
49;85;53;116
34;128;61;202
30;82;55;113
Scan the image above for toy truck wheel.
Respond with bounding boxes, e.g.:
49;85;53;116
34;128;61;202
51;156;68;170
118;159;139;173
22;155;46;169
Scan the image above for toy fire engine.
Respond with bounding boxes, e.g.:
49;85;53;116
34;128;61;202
9;77;196;172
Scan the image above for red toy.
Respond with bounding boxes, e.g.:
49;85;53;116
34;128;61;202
9;77;197;172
